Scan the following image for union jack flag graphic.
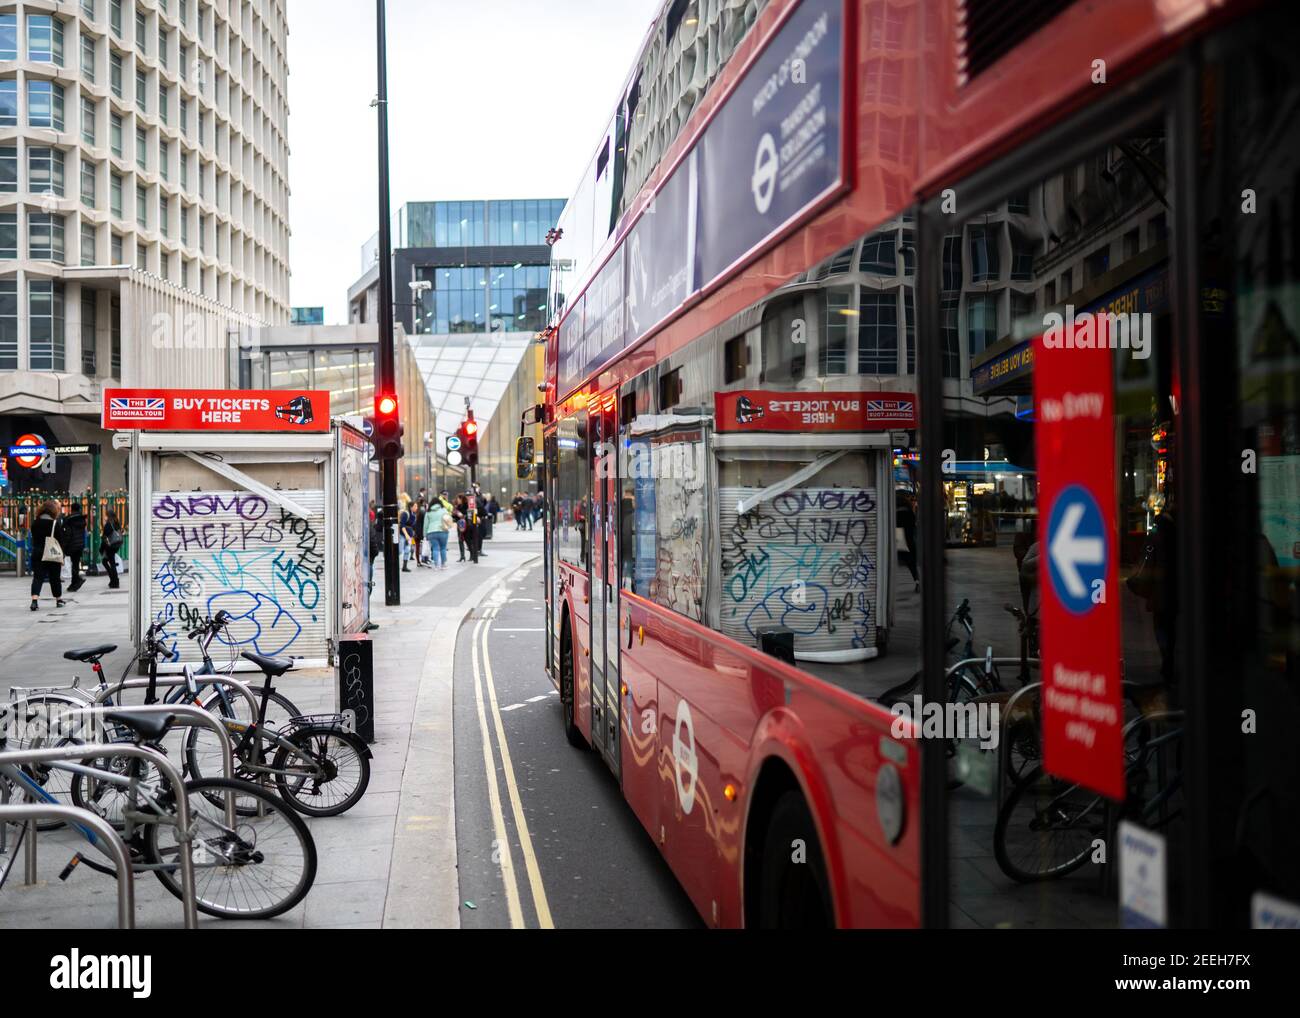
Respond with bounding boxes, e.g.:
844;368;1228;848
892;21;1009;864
109;396;166;419
866;398;913;417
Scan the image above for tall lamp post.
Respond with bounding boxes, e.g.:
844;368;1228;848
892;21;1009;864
375;0;400;605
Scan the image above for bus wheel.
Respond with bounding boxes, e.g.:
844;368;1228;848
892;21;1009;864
560;622;585;748
757;791;833;928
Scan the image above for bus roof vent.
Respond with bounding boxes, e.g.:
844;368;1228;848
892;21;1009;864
956;0;1076;84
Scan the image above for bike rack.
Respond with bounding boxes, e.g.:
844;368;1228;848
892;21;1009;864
72;704;240;825
0;741;198;929
995;680;1043;809
95;675;263;722
0;804;136;929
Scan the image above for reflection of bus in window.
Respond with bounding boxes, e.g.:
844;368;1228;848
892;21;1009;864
535;0;1299;931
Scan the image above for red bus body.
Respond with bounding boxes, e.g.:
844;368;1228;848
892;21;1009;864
541;0;1256;928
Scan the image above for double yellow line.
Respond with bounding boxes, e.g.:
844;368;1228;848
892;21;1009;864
470;607;554;929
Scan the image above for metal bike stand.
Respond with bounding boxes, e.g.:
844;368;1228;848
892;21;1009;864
95;675;263;722
68;704;241;829
0;804;136;929
993;686;1045;811
1;743;198;928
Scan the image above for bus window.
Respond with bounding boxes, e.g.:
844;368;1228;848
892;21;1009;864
616;219;923;698
1197;6;1300;924
937;119;1182;929
556;412;588;569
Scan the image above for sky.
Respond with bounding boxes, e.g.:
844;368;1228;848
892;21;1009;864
286;0;663;323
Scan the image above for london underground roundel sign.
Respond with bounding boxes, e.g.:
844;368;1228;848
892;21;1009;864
9;434;48;469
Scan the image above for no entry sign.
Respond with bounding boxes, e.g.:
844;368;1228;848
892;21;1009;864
103;389;330;432
1033;326;1125;800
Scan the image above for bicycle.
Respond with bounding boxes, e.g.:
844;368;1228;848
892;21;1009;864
182;649;372;818
3;614;304;817
1;707;317;919
991;700;1183;883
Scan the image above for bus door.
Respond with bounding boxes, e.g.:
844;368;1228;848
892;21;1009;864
597;393;621;768
588;395;620;766
544;426;558;679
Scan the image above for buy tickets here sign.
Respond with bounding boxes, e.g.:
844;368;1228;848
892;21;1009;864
103;389;330;432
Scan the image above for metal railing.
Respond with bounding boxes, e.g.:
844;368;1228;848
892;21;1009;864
0;804;135;929
0;739;200;929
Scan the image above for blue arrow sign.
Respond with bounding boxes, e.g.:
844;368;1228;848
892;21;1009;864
447;436;462;451
1047;484;1108;614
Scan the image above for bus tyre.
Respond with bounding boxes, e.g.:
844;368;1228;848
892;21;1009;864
757;790;833;928
560;625;585;748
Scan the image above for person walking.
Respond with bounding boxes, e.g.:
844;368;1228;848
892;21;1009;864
29;500;67;611
424;496;450;570
512;493;524;530
453;494;470;562
101;509;123;588
63;503;88;593
897;490;919;590
414;499;428;567
398;494;415;572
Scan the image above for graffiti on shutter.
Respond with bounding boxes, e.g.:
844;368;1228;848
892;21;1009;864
718;486;877;661
149;489;329;664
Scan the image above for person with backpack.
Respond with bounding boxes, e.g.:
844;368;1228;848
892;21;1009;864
29;500;67;610
101;509;123;589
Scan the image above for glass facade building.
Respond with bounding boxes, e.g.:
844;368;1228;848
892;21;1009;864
397;199;566;250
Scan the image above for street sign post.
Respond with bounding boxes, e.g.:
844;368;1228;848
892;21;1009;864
1033;324;1125;801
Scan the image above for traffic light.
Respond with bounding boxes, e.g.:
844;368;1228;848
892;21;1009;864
446;431;464;467
374;393;404;460
463;412;479;468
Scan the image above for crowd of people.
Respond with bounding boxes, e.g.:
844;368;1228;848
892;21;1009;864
367;484;541;584
23;500;125;611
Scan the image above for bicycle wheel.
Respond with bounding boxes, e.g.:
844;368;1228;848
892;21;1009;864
4;694;90;829
272;727;370;817
185;687;302;784
993;765;1105;882
145;777;316;920
70;750;168;830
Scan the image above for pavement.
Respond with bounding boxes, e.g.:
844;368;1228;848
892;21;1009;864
0;523;542;929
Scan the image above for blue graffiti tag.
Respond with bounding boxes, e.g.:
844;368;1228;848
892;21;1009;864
206;590;302;657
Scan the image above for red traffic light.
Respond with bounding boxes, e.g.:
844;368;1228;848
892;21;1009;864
377;394;398;415
465;420;478;437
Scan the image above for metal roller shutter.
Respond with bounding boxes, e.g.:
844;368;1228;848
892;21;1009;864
718;485;877;661
149;489;329;665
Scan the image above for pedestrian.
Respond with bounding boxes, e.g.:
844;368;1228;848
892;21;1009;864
896;490;919;590
453;494;470;562
468;495;486;559
63;503;88;593
424;496;450;570
368;508;384;593
398;493;415;572
29;499;67;611
101;509;123;589
414;499;428;567
529;492;541;530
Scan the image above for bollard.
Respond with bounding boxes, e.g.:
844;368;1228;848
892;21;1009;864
337;633;376;743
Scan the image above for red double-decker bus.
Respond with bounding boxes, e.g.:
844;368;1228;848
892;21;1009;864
539;0;1300;929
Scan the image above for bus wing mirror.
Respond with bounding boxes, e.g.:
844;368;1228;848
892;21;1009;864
516;436;535;479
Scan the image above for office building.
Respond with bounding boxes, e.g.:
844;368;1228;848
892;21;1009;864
1;0;290;493
348;198;562;460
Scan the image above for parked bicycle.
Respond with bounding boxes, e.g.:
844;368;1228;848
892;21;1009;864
183;647;372;817
1;707;317;919
992;694;1183;883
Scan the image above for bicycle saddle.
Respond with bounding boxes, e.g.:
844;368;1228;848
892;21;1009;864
103;709;175;743
240;651;293;677
64;644;118;662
